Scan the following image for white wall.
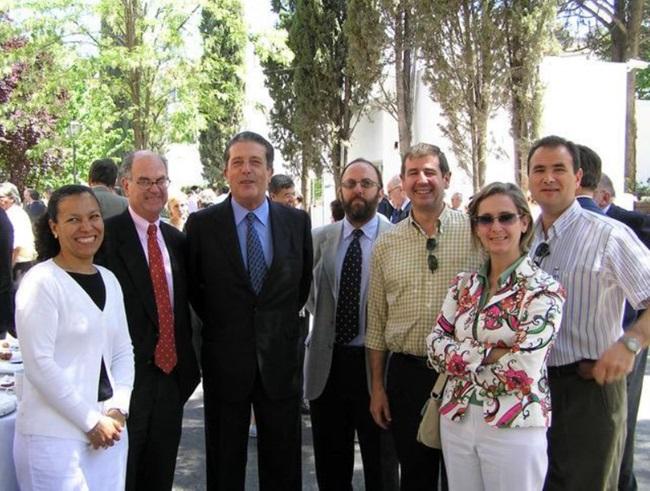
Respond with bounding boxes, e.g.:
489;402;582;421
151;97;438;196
637;99;650;184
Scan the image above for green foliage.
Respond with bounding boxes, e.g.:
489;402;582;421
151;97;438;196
198;0;246;186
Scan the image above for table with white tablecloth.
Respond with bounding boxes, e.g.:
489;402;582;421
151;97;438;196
0;403;19;491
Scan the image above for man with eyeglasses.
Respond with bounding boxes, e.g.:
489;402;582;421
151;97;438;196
96;150;200;490
385;175;411;224
305;158;398;491
527;135;650;491
366;143;481;490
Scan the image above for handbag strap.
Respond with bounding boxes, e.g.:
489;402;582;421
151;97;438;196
431;372;447;398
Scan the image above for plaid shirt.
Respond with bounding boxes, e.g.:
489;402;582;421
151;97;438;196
366;206;482;356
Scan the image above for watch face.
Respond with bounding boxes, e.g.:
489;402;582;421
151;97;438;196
623;336;641;354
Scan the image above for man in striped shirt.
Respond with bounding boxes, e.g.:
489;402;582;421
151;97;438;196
527;135;650;491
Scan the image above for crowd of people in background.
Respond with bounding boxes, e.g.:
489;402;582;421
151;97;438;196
0;130;649;491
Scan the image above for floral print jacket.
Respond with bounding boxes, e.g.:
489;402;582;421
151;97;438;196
426;256;565;428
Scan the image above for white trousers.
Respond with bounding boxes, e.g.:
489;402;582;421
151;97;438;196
13;430;128;491
441;405;547;491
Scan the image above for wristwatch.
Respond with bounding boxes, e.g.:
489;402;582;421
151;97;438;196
619;335;642;355
109;408;129;420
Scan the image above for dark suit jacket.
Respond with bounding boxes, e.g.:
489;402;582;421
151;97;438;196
0;208;13;335
607;204;650;249
390;201;411;223
377;197;393;221
577;196;604;215
185;197;313;402
96;210;200;403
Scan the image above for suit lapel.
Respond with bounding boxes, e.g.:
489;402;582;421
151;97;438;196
322;223;342;298
160;222;182;315
214;199;252;290
264;201;288;296
113;212;158;325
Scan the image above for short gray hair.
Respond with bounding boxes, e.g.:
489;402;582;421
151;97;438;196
0;182;21;205
120;150;167;179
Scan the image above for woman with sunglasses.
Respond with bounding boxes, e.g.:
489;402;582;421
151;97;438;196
13;185;134;490
426;182;565;490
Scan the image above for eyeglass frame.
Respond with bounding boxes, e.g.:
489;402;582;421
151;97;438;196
130;177;171;190
473;213;521;227
340;178;381;190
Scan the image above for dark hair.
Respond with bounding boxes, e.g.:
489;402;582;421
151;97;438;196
401;143;450;177
467;181;534;253
268;174;295;194
35;185;100;261
120;151;167;179
527;135;580;173
224;131;274;170
89;158;119;187
576;144;601;190
341;158;384;189
330;199;345;222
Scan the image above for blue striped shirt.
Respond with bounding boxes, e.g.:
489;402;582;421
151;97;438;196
529;200;650;366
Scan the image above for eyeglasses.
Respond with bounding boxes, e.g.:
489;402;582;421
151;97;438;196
340;178;380;190
133;177;171;190
533;242;550;266
426;238;438;273
473;213;520;227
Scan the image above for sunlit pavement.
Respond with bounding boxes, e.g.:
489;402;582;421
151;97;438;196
174;353;650;490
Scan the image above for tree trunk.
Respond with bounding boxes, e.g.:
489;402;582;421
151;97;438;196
395;4;413;158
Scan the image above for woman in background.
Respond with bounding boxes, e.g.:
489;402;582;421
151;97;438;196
427;182;565;491
14;184;134;490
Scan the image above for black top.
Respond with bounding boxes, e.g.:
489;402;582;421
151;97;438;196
66;270;112;402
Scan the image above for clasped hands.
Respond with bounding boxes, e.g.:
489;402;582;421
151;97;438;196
86;409;126;450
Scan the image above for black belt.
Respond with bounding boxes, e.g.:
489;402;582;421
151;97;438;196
548;359;596;379
391;352;429;368
333;344;364;356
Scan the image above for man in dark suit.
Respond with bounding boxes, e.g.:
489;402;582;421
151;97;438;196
575;144;605;215
385;175;411;223
305;158;397;490
185;131;312;490
96;150;200;490
88;158;129;219
595;172;650;491
0;207;13;338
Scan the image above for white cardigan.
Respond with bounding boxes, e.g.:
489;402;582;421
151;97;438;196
15;259;134;441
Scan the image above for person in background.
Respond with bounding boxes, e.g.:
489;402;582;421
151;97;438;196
449;192;463;211
330;199;345;222
294;194;304;210
215;185;229;204
88;158;129;219
575;144;604;215
527;135;650;490
0;207;13;338
269;174;297;207
385;175;410;224
427;182;565;490
96;151;200;490
197;188;218;210
166;191;189;231
14;184;134;490
0;182;36;287
595;172;650;491
23;188;47;223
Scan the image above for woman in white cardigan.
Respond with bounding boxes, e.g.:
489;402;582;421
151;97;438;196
14;185;134;491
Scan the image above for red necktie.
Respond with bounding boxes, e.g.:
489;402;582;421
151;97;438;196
147;224;177;374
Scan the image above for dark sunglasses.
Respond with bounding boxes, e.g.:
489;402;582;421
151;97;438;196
533;242;550;267
473;213;520;226
426;238;438;273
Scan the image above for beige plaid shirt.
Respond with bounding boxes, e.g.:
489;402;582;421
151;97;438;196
366;206;482;356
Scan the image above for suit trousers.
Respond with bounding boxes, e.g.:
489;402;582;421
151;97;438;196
386;353;446;491
126;364;183;491
310;345;388;491
544;367;626;491
203;370;301;491
441;405;547;491
619;349;648;491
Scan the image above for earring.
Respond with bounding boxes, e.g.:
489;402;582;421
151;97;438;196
53;233;58;239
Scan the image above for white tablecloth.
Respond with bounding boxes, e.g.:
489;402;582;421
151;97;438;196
0;407;19;491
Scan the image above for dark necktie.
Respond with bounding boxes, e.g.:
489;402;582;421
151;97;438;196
391;208;401;224
147;224;177;374
335;229;363;344
246;212;267;295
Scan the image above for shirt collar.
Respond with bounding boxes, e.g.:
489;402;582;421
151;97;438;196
128;206;160;234
408;203;450;237
231;197;270;227
533;199;582;242
342;214;379;241
477;254;527;288
602;203;612;214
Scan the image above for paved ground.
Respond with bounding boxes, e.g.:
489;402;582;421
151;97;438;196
174;355;650;490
